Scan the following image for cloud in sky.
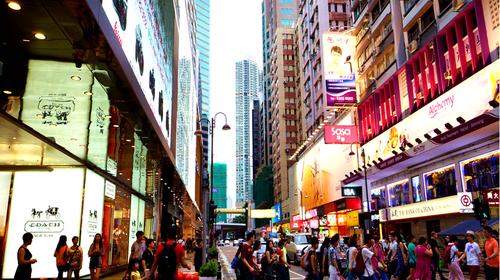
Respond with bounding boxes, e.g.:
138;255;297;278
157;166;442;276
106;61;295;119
210;0;263;208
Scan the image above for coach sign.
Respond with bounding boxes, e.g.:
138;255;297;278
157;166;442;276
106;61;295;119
324;125;358;144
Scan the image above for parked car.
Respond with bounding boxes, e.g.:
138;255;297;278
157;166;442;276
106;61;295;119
285;233;312;264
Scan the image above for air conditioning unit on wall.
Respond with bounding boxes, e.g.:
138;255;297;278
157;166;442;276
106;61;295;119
408;40;418;53
453;0;465;11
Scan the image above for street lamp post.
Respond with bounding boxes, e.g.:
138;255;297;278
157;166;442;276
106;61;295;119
195;112;230;264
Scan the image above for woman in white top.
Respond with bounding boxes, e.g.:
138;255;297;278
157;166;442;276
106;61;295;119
448;235;464;280
460;231;481;280
346;237;358;280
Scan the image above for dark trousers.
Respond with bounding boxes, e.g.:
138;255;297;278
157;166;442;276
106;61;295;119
485;265;499;280
56;265;66;280
431;261;446;280
276;265;290;280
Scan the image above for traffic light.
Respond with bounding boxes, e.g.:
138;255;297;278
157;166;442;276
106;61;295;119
209;200;217;223
472;198;490;221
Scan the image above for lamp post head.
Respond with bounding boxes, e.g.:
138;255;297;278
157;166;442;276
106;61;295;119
194;130;203;136
349;151;355;156
222;123;231;130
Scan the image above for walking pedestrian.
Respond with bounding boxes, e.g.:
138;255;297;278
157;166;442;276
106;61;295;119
67;236;83;280
373;235;389;280
129;231;146;265
261;240;277;277
14;232;37;280
276;239;290;280
429;231;446;280
483;226;499;280
152;227;191;280
239;231;260;280
88;233;104;280
392;232;408;280
128;259;142;280
141;239;155;278
414;237;433;280
389;232;399;279
359;234;377;280
194;238;203;272
305;237;320;280
407;235;417;280
54;235;68;280
320;237;332;279
328;235;341;280
462;230;481;280
347;236;359;280
447;235;464;280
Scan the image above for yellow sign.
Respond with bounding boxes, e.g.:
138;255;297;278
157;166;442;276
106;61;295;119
215;208;245;214
347;210;359;227
250;209;276;219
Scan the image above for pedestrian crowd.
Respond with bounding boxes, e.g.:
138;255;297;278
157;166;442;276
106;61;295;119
231;226;499;280
13;227;202;280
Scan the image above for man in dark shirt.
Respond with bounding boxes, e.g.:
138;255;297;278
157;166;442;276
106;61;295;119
141;239;155;277
429;231;447;280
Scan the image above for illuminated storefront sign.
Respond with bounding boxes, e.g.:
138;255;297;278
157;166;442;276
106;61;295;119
305;209;317;219
327;213;337;226
342;186;362;197
98;0;174;145
322;33;357;106
272;203;282;223
310;219;319;229
361;60;500;164
324;125;358;144
346;210;359;227
337;214;347;226
3;168;85;279
292;215;303;229
379;194;473;222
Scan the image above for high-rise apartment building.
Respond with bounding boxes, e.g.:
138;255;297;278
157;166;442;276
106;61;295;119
235;60;260;205
269;28;301;219
261;0;300;169
212;163;228;223
297;0;352;137
195;0;211;166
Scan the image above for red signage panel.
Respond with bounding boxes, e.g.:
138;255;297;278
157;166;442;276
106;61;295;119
324;125;358;144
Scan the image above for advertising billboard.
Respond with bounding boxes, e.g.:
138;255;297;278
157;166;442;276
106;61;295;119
322;33;357;107
324;125;358;144
2;168;85;279
361;60;500;164
98;0;174;145
291;117;357;210
271;203;282;223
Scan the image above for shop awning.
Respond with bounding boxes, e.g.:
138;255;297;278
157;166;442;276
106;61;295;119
438;219;499;236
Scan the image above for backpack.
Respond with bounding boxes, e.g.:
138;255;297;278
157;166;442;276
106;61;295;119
353;248;367;276
157;242;177;277
443;244;453;264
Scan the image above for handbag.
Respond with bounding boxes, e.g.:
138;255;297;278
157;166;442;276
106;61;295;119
231;255;240;269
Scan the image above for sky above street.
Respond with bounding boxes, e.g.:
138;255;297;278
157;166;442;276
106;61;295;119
211;0;263;207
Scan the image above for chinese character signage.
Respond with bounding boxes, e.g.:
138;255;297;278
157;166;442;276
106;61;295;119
322;33;357;107
484;189;499;206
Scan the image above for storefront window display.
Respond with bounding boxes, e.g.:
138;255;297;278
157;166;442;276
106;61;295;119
411;176;423;203
424;164;457;200
102;185;131;268
371;187;388;210
388;179;411;206
0;172;11;274
461;151;499;192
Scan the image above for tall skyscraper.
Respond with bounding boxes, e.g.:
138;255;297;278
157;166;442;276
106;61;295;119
235;60;260;205
195;0;211;166
212;163;228;223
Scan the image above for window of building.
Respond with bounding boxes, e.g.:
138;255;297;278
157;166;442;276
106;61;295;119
371;186;388;211
411;175;423;203
461;151;499;191
423;164;457;200
388;179;411;206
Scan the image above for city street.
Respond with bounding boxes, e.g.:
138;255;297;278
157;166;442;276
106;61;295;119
219;245;307;279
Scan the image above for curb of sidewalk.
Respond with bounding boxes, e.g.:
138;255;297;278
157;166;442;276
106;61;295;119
218;247;237;280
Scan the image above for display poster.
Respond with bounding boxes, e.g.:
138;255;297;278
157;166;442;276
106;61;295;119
80;169;105;276
0;172;12;237
361;60;500;164
105;180;116;199
139;146;148;195
87;80;110;170
128;194;139;258
20;60;92;160
100;0;174;145
346;210;360;227
3;168;84;279
138;199;145;233
272;203;282;223
132;133;142;192
294;116;357;209
322;33;357;106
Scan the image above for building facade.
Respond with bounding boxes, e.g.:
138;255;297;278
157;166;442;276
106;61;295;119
297;0;352;137
212;163;228;223
195;0;211;167
252;100;263;178
342;0;499;237
235;60;260;205
0;0;201;278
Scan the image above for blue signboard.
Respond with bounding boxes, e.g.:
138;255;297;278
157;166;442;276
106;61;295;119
272;203;282;223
